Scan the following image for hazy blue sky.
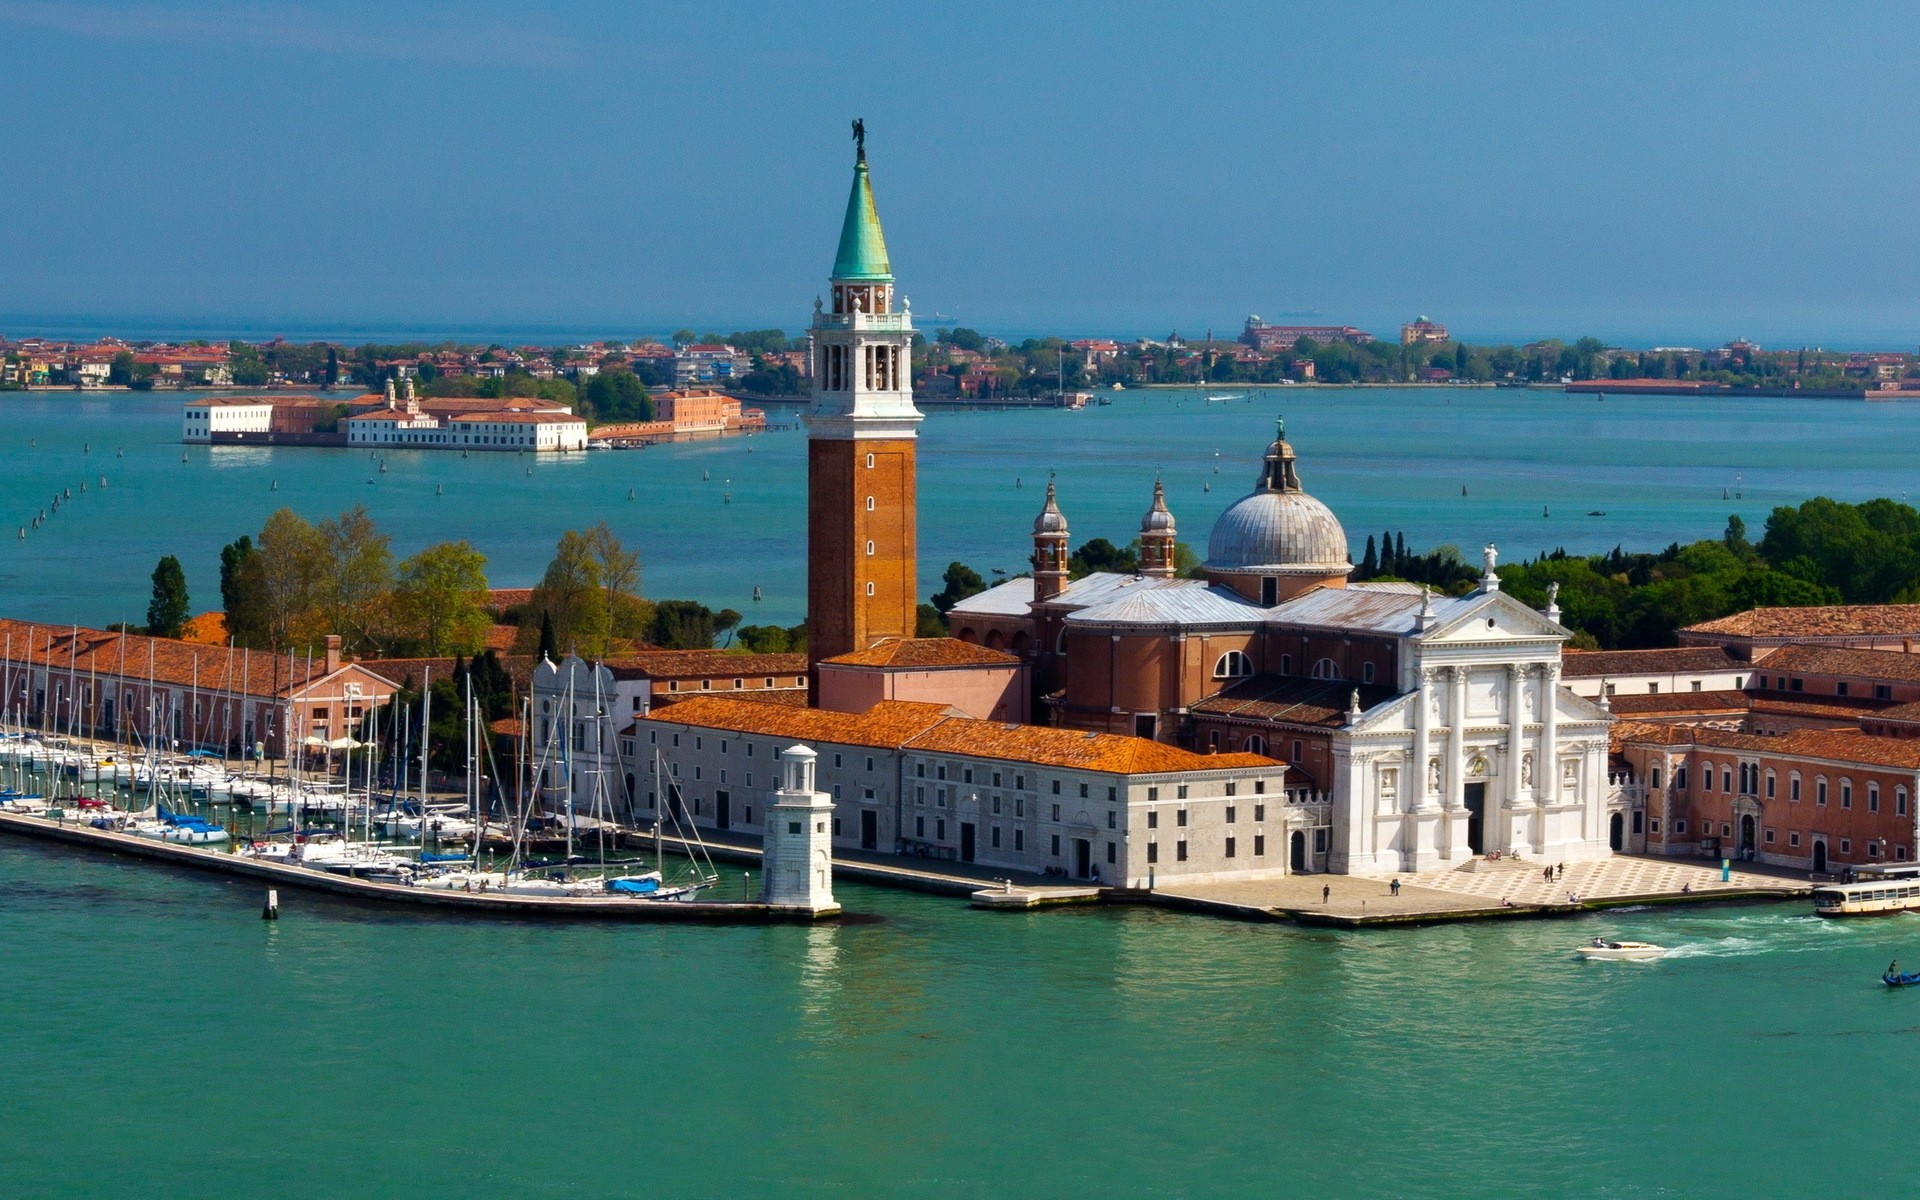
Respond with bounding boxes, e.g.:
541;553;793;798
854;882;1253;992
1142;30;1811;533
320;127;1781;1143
2;1;1915;345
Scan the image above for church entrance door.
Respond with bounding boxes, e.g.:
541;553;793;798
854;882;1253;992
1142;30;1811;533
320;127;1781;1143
1813;839;1828;873
1290;830;1306;872
1464;782;1487;854
1739;814;1756;858
1609;812;1624;852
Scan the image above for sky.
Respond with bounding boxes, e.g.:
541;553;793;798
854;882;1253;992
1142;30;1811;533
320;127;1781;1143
1;1;1916;347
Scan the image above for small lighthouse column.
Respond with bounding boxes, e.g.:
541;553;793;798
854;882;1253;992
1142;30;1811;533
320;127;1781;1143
761;745;840;915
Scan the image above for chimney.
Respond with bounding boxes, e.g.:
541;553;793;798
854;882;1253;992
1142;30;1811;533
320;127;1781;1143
324;634;341;674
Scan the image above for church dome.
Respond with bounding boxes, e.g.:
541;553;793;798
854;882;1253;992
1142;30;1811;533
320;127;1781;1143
1204;421;1351;577
1033;480;1068;536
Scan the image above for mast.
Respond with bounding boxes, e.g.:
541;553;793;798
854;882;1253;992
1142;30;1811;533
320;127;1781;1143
418;666;432;853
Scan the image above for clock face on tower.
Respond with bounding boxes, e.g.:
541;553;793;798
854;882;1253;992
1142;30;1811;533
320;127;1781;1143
805;131;922;664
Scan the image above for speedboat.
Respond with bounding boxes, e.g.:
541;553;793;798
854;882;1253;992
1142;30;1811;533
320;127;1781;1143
1576;938;1666;961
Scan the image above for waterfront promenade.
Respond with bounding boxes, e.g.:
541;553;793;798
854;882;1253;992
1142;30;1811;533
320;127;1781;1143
1155;855;1809;925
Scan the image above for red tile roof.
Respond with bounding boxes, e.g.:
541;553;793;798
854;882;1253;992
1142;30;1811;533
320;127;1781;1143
645;696;1285;775
1561;647;1743;678
1755;644;1920;685
1684;605;1920;639
0;619;391;698
604;650;809;681
820;638;1020;669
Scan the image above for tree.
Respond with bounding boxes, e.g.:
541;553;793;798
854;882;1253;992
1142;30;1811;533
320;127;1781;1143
316;505;395;654
146;556;189;638
527;530;608;657
649;600;739;650
671;329;697;347
931;562;988;613
394;541;491;655
1069;538;1137;578
219;535;267;647
537;611;557;661
738;622;807;653
580;370;652;424
1360;535;1378;578
254;508;328;651
942;327;987;352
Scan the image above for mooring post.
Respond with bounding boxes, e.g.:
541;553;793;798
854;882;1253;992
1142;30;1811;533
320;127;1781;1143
262;888;279;920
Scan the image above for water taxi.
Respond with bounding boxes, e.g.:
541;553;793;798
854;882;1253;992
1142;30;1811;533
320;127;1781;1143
1811;878;1920;916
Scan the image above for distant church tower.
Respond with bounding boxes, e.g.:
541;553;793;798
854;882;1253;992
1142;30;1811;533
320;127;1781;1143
806;121;922;664
761;744;838;914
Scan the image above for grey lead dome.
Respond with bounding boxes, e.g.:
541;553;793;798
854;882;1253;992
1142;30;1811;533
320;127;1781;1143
1203;426;1352;576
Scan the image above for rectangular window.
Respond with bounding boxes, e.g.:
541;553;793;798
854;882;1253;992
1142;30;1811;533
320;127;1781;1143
1254;834;1265;856
1225;782;1238;797
1791;776;1801;802
1676;819;1688;834
1106;786;1116;802
1225;806;1236;824
992;771;1002;788
937;820;946;840
991;826;1001;849
1147;786;1159;802
1842;781;1853;810
1176;809;1188;827
1106;842;1116;864
1079;783;1089;798
1051;804;1060;822
1147;810;1158;829
1225;837;1236;859
1765;828;1776;844
1877;684;1893;701
1051;834;1061;857
1818;779;1828;806
1147;843;1158;864
1254;780;1266;795
1254;804;1266;822
1870;784;1880;813
1789;831;1800;847
963;768;973;784
867;757;875;772
1765;774;1774;799
1176;785;1189;800
1015;830;1024;851
1016;775;1026;791
1176;840;1188;862
1652;767;1662;789
1107;810;1117;829
1837;681;1850;697
1051;779;1060;794
916;816;924;837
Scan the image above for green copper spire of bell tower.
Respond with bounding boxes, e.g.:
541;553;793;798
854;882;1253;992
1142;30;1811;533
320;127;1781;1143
832;119;893;283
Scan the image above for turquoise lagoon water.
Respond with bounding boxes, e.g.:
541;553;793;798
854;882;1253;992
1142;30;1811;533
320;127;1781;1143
5;386;1920;628
9;387;1920;1195
3;839;1917;1200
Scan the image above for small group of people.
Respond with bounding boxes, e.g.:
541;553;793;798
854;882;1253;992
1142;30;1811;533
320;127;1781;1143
1540;862;1567;884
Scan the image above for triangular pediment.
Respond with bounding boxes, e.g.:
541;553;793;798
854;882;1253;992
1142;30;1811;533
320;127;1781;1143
1422;590;1569;645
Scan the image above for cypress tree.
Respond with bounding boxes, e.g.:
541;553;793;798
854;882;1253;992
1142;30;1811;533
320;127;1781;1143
1360;536;1377;578
1394;533;1407;569
146;555;189;638
1380;530;1395;573
537;611;557;661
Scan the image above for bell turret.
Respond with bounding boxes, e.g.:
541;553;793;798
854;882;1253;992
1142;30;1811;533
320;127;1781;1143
1032;480;1070;603
1139;480;1177;578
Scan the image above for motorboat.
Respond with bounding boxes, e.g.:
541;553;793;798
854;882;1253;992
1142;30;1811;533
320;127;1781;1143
1576;938;1666;961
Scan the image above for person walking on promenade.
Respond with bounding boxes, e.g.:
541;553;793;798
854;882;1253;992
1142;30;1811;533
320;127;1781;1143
1322;884;1331;904
1390;878;1402;897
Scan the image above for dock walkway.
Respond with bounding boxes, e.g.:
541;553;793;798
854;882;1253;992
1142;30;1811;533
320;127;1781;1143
0;811;833;922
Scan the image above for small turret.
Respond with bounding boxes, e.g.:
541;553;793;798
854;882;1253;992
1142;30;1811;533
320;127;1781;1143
1032;480;1070;603
1139;479;1177;578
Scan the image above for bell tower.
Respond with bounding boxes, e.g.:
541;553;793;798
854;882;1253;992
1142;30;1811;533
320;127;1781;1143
806;120;922;665
1138;480;1177;577
1032;480;1070;603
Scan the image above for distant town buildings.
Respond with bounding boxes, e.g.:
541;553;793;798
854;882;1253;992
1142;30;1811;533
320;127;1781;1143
1401;316;1449;346
1239;315;1374;353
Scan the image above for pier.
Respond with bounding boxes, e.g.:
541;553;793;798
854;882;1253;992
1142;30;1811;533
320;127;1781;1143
0;810;835;922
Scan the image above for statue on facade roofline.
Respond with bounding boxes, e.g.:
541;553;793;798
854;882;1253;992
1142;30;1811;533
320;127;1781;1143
1483;543;1499;574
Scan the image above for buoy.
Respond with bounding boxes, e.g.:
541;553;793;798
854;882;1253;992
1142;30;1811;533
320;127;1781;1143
526;467;532;477
627;488;635;501
181;451;188;463
117;448;123;458
83;442;89;453
262;888;279;920
723;492;731;504
79;481;86;493
753;585;762;602
99;476;106;488
271;480;277;491
16;528;23;541
702;470;709;482
436;483;443;496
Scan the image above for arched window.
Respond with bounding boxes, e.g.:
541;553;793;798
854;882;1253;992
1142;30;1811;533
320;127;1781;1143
1310;658;1342;680
1700;761;1714;792
1245;735;1268;755
1213;650;1253;680
1790;772;1802;802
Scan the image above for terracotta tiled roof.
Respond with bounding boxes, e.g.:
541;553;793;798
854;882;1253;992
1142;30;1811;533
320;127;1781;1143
645;696;1284;776
1605;691;1752;716
1754;644;1920;684
1868;702;1920;725
644;696;955;751
820;638;1020;669
1683;605;1920;639
358;654;538;694
904;720;1281;774
0;619;390;698
1561;647;1743;678
1613;721;1920;769
1190;675;1395;728
603;650;809;681
651;689;811;711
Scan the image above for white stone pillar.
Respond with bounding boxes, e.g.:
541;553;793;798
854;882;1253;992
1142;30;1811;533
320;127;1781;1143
1505;663;1526;809
1537;663;1560;808
1446;666;1466;810
1413;668;1435;810
762;744;839;915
